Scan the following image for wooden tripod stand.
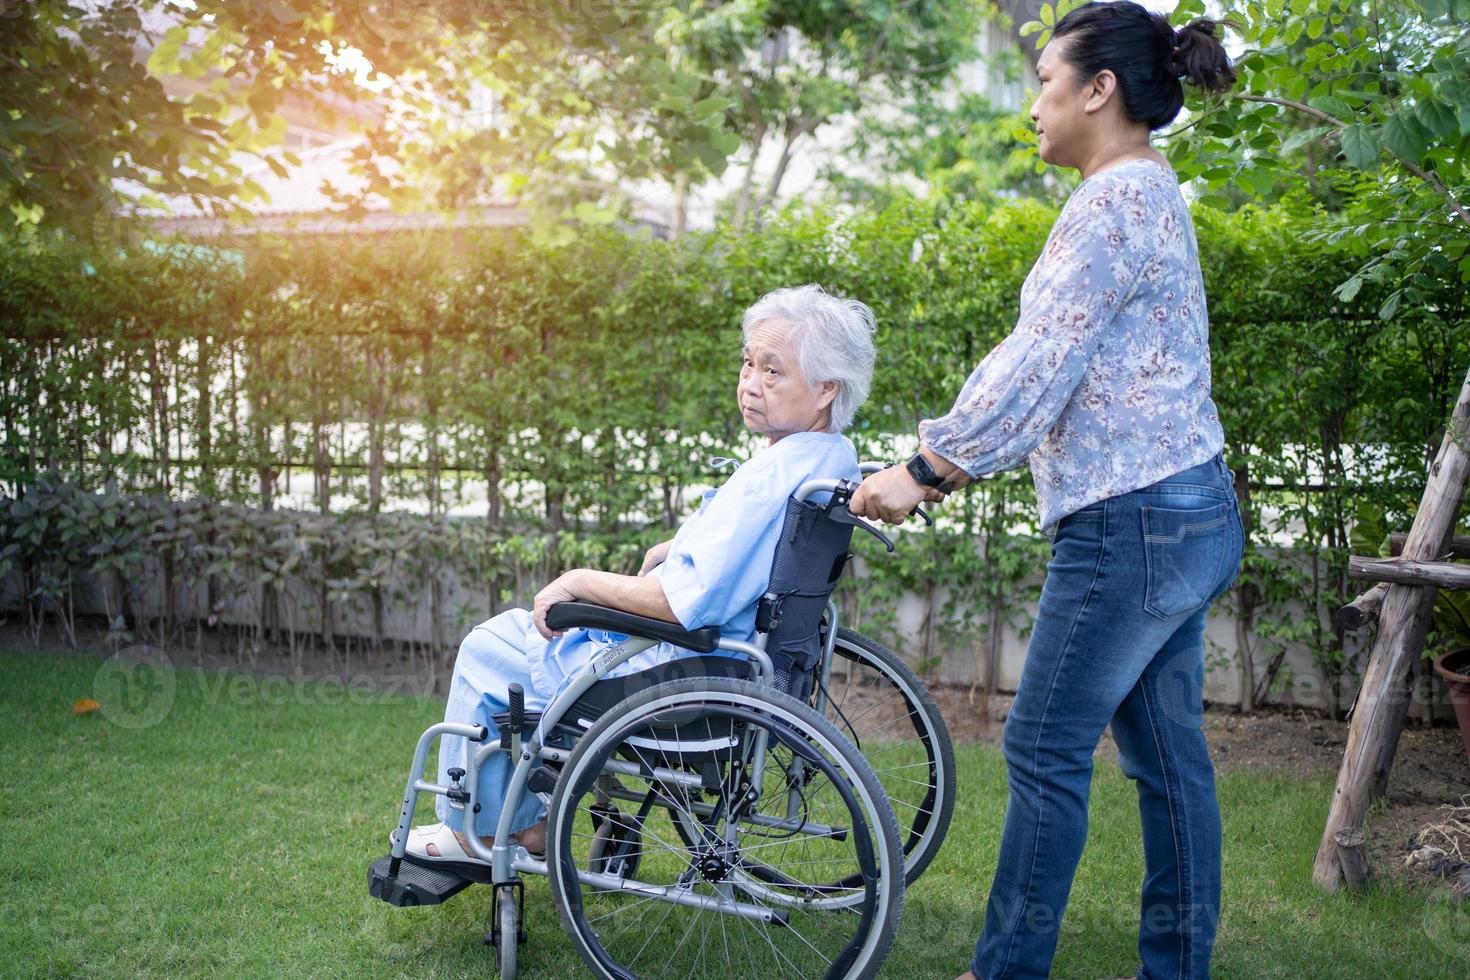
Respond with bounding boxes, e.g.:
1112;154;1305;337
1314;363;1470;889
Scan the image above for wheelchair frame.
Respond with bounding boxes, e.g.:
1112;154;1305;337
369;469;952;979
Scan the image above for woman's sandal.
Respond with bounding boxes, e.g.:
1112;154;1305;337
403;822;489;868
400;821;547;866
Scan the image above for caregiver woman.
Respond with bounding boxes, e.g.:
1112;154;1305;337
851;5;1242;979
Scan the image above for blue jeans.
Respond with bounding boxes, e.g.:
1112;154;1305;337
973;454;1243;980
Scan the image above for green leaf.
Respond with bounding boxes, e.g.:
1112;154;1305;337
710;130;742;155
691;96;732;119
1381;113;1427;164
1338;124;1379;170
1040;5;1055;27
1378;290;1402;320
1281;125;1330;154
1415;99;1457;138
1335;275;1362;302
1308;94;1352;121
146;25;190;76
695;141;729;175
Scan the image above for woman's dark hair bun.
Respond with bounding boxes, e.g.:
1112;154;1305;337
1053;1;1236;130
1171;18;1236;94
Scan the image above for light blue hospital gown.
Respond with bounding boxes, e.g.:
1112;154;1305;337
436;429;860;836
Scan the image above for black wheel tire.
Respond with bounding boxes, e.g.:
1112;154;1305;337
824;627;957;886
546;675;905;980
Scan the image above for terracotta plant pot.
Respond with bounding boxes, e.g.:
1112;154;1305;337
1432;647;1470;764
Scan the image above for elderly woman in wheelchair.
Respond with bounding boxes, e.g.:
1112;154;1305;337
369;285;956;980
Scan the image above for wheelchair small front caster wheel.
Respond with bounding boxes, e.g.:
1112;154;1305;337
489;880;526;979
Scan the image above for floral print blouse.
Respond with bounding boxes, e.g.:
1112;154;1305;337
919;158;1226;530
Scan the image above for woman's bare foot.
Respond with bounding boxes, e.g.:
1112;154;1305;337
515;819;548;855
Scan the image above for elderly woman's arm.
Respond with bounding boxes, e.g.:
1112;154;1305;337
532;568;677;641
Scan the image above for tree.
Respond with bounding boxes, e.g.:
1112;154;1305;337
992;0;1048;71
658;0;987;229
826;92;1067;210
1017;0;1469;314
1187;0;1470;317
0;0;743;237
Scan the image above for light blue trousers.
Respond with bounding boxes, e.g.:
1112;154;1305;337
435;609;550;837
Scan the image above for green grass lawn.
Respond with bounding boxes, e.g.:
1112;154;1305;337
2;649;1464;979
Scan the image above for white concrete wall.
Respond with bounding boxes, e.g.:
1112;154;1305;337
8;528;1455;718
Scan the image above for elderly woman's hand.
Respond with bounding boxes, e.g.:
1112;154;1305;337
533;569;585;641
849;466;944;526
638;539;674;576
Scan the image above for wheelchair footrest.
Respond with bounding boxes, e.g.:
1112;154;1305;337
368;855;479;907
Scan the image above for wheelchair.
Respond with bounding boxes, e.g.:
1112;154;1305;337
367;465;956;979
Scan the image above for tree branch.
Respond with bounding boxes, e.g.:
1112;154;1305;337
1236;94;1470;231
1237;94;1347;129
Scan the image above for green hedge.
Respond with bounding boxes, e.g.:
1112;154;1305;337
2;199;1466;703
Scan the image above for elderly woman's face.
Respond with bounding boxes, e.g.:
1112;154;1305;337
738;321;837;444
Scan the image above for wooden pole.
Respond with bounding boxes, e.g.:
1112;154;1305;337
1335;582;1388;631
1331;827;1371;887
1312;362;1470;891
1348;556;1470;589
1389;531;1470;558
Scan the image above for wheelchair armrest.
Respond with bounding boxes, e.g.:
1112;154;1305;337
544;601;722;654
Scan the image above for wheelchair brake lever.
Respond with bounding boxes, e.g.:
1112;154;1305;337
827;503;896;552
911;505;934;527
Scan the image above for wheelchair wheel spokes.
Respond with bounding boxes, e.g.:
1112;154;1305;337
719;740;877;912
548;677;903;980
823;628;957;886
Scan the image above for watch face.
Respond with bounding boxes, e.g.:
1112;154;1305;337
907;454;939;487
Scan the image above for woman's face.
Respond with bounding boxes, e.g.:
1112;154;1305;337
737;321;837;444
1030;39;1096;169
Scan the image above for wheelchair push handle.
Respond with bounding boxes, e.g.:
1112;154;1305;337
858;460;935;527
826;499;896;552
794;477;896;552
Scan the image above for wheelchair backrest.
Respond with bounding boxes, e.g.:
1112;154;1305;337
756;480;861;699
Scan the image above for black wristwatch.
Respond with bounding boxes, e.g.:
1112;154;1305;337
905;452;956;494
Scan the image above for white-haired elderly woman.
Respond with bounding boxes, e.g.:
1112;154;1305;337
404;283;877;867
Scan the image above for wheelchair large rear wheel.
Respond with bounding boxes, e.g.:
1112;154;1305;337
819;627;956;886
547;676;904;980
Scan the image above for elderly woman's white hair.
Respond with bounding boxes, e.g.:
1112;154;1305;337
740;284;877;433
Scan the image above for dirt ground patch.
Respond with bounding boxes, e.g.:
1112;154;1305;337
10;614;1469;891
923;681;1470;891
